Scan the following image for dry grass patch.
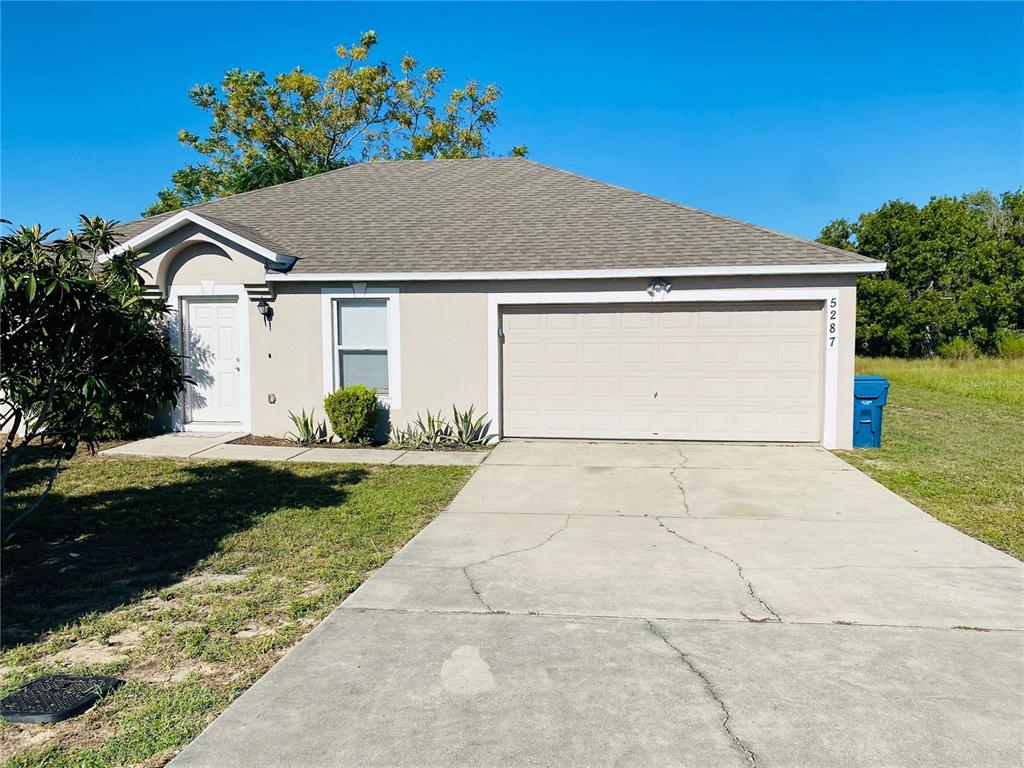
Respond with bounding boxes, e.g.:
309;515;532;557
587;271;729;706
1;452;471;767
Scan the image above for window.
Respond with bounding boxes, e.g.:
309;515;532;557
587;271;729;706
335;299;389;395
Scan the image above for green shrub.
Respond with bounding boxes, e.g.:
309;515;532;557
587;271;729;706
996;332;1024;360
285;409;332;445
323;385;379;443
937;337;978;361
91;402;158;440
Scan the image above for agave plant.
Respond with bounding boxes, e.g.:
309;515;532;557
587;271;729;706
412;410;453;449
450;405;493;446
284;409;331;445
390;423;426;449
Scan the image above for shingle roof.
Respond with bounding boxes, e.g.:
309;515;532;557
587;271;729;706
117;158;878;274
197;214;295;258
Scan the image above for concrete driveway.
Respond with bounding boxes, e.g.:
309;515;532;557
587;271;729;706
173;440;1024;768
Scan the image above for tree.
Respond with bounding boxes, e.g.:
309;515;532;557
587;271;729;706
818;190;1024;357
0;217;189;533
146;31;526;215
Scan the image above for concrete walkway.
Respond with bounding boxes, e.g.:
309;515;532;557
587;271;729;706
171;440;1024;768
101;432;487;465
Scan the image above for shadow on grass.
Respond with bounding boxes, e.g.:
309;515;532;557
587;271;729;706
1;456;368;647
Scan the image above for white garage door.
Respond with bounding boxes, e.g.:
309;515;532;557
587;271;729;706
501;302;823;442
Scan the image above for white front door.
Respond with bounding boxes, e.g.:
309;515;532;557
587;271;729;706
185;299;241;424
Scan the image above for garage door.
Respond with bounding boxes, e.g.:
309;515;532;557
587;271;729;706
501;302;823;442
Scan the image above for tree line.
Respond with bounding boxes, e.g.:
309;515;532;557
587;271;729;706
819;190;1024;358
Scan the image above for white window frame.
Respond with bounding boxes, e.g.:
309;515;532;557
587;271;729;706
321;285;401;408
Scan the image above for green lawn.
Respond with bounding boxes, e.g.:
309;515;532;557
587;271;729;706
1;453;471;767
841;357;1024;560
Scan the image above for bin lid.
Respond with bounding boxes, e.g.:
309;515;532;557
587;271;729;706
854;375;890;403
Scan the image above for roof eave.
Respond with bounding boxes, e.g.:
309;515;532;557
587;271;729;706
100;210;292;265
265;261;886;282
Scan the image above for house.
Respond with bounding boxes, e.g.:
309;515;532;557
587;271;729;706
109;158;884;449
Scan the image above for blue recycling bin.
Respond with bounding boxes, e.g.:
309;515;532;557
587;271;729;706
853;375;890;448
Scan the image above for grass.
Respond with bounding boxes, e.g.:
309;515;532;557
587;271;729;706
0;451;472;767
840;357;1024;560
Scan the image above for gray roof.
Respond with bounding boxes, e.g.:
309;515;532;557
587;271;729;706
118;158;878;274
197;214;294;258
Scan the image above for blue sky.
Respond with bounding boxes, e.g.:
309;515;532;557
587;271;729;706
2;1;1021;238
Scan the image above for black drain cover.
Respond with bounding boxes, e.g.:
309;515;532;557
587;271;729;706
0;675;124;724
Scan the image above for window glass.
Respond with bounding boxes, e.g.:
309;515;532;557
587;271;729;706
339;350;388;394
337;300;387;348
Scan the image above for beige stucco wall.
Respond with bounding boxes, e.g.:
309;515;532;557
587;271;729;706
249;284;324;435
247;274;860;448
137;223;270;290
140;224;861;448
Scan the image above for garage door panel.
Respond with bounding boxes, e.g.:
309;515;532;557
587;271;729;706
504;312;542;331
738;310;774;329
583;343;617;364
506;408;545;431
656;410;695;433
583;377;617;398
776;374;820;403
507;342;543;364
508;375;544;397
696;411;737;435
546;376;579;397
582;411;621;432
698;342;733;364
698;377;737;400
620;377;656;398
547;410;580;431
778;410;816;434
697;311;732;329
738;342;773;364
545;343;579;364
502;303;823;442
582;314;615;330
544;313;579;330
621;343;655;364
779;311;817;328
619;411;656;432
778;340;817;365
736;377;776;401
656;377;695;399
658;312;695;329
621;312;655;330
736;412;775;435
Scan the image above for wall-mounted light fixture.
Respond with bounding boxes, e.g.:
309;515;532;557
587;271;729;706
647;277;672;298
257;299;273;326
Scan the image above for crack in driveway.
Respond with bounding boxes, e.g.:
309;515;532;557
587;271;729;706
673;443;690;467
461;516;571;613
669;468;693;516
461;566;495;612
646;620;759;768
656;518;782;623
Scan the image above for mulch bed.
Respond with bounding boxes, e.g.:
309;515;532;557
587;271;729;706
230;434;332;448
229;435;400;450
229;435;488;452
